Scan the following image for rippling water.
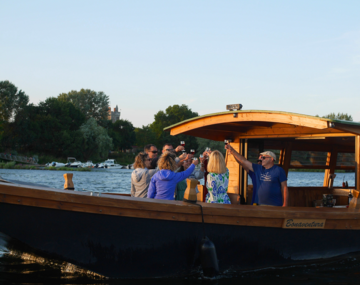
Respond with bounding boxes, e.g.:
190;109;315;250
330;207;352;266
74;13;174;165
0;169;356;192
0;169;358;284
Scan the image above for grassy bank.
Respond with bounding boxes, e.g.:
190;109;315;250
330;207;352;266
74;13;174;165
0;161;91;171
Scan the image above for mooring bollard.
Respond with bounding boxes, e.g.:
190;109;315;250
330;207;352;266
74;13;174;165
63;173;74;190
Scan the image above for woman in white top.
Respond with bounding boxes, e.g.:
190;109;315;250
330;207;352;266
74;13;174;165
131;152;157;198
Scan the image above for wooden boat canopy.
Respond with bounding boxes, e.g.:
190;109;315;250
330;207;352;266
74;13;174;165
164;110;360;141
164;109;360;201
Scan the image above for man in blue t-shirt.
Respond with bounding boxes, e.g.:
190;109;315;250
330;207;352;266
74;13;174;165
225;145;288;207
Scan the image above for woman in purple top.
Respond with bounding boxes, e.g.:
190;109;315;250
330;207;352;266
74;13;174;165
147;151;199;200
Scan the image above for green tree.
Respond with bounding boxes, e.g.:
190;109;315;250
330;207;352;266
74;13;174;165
2;98;85;158
196;138;225;156
317;112;353;121
107;119;136;151
0;80;29;121
58;89;110;126
135;125;157;149
80;118;113;160
150;104;199;151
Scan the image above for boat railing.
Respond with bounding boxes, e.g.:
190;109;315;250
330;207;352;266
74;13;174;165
0;153;38;164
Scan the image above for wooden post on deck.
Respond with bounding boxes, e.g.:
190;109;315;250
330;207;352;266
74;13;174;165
64;173;74;190
356;136;360;191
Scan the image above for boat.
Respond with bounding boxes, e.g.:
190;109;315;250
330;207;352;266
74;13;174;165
65;157;82;168
1;107;360;279
48;161;66;168
102;159;122;169
81;161;94;168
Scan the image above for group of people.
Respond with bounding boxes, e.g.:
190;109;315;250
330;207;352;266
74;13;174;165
130;143;231;204
130;142;288;207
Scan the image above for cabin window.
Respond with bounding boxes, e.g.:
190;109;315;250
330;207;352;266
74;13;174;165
290;151;328;167
336;152;355;187
336;152;355;167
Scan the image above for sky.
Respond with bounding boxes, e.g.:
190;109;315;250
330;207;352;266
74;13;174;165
1;0;360;127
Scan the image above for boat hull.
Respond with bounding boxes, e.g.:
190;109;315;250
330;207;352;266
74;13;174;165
1;202;360;278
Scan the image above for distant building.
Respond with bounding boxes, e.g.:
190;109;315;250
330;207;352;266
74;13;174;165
108;105;121;123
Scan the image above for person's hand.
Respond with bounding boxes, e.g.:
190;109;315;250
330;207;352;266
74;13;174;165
202;151;208;158
225;144;233;154
192;158;199;166
199;155;205;163
179;152;187;160
175;145;184;152
186;154;194;160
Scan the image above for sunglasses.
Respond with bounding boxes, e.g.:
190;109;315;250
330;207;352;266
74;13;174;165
146;158;152;161
150;151;158;153
165;149;175;152
260;156;271;160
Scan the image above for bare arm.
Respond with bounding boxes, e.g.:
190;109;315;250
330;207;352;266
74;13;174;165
225;144;253;172
281;181;288;207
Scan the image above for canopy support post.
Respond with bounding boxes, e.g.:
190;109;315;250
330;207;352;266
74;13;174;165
356;136;360;191
323;147;338;187
282;142;292;176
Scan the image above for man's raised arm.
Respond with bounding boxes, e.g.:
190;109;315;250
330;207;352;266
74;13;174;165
225;144;254;172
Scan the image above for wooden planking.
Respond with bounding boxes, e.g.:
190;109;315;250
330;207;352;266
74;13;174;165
169;113;330;137
1;182;360;220
3;192;360;229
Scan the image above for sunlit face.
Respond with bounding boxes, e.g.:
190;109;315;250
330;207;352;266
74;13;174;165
259;155;273;167
183;159;192;170
162;144;174;154
147;146;158;159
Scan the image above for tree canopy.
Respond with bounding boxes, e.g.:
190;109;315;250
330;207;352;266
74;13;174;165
135;125;157;149
0;80;29;122
80;118;113;160
318;112;353;121
3;98;86;158
107;119;136;151
149;104;199;151
58;89;110;126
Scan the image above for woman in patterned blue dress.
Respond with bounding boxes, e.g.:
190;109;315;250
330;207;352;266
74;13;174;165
206;150;231;204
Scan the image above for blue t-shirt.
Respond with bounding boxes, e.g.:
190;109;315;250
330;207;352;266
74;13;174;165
252;164;287;206
248;171;258;204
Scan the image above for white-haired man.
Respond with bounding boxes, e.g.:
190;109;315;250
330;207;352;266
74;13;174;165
225;145;288;207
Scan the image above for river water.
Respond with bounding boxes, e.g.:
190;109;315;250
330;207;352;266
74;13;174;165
0;169;358;284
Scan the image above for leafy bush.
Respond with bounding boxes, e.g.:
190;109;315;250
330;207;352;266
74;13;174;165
4;161;16;169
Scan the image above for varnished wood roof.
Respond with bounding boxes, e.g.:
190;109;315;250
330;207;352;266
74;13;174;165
164;110;360;141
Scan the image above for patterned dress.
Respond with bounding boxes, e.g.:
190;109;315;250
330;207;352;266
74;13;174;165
206;169;231;204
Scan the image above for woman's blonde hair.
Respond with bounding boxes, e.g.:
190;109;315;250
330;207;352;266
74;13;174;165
157;151;177;171
133;152;148;169
207;150;227;174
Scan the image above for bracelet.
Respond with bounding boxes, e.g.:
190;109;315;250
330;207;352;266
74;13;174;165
200;163;204;167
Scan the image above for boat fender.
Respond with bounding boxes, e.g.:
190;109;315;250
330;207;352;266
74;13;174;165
200;236;219;278
63;173;74;190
